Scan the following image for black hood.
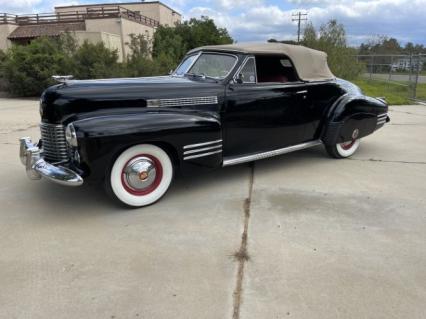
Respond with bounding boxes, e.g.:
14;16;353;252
40;76;224;123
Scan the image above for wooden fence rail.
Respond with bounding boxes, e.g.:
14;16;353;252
0;6;159;27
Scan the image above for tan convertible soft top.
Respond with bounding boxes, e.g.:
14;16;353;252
189;43;335;82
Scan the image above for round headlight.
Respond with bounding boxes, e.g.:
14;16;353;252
65;123;78;147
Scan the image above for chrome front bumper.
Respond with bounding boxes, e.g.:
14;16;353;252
19;137;83;187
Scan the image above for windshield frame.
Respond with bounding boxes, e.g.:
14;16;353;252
173;51;239;81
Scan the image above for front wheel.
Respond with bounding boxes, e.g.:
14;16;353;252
325;139;360;159
105;144;173;207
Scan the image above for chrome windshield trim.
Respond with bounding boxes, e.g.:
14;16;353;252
173;52;239;80
172;52;201;77
223;140;322;166
183;139;223;150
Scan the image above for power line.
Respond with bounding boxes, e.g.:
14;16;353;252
292;12;308;43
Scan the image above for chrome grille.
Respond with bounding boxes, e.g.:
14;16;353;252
40;123;69;162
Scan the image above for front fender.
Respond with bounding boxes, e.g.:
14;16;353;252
72;109;222;181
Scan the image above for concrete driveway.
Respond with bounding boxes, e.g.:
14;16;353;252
0;98;425;319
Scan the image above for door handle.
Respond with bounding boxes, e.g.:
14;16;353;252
295;90;308;95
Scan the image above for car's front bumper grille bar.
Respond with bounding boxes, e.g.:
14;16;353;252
40;123;69;162
19;137;83;186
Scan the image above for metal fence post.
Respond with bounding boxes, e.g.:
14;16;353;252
413;55;420;100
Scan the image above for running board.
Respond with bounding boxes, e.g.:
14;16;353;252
222;140;322;166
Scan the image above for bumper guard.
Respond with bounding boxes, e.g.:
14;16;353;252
19;137;83;187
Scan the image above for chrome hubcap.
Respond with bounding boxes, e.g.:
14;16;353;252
340;140;355;150
123;157;157;191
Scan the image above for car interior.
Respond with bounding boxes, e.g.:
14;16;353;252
255;55;299;83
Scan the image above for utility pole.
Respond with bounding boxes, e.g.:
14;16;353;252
292;11;308;43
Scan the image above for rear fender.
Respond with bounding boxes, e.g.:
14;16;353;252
322;94;388;145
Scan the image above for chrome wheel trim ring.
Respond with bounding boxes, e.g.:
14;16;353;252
123;156;157;192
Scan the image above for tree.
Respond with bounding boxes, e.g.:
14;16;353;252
126;33;151;60
124;33;176;77
302;20;364;80
302;22;316;48
359;36;403;55
152;26;187;64
153;16;233;67
318;19;346;47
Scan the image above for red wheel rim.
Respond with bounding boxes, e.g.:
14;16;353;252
121;154;163;196
340;140;356;150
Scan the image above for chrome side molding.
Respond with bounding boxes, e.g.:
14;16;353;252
377;113;388;126
184;139;222;150
184;149;223;160
223;140;322;166
183;139;223;160
147;96;218;108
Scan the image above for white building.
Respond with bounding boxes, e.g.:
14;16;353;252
391;57;424;71
0;1;181;61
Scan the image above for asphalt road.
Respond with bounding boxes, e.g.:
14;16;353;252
0;98;425;319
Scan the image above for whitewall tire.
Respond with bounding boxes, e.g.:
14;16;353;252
106;144;173;207
325;139;360;159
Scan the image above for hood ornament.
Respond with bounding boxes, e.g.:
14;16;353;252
52;75;74;83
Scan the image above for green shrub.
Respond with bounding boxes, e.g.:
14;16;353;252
72;41;120;79
1;37;72;96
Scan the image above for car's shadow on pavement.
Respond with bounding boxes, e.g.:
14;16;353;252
29;146;328;215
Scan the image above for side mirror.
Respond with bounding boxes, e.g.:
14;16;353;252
236;73;244;84
169;70;174;75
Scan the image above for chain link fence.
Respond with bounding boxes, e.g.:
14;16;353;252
356;54;426;103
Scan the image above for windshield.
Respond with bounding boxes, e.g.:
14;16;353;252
174;54;198;76
174;53;237;79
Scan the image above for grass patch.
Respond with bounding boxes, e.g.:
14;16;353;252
353;78;426;105
416;83;426;101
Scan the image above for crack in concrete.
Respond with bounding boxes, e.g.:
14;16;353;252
350;158;426;165
232;162;254;319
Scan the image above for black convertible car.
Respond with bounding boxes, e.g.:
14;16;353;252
20;43;389;207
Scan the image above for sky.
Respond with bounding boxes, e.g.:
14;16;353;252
1;0;425;46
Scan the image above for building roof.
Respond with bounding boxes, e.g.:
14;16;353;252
55;1;181;16
8;22;85;39
189;43;335;82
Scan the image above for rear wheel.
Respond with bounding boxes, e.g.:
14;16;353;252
105;144;173;207
325;139;360;159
